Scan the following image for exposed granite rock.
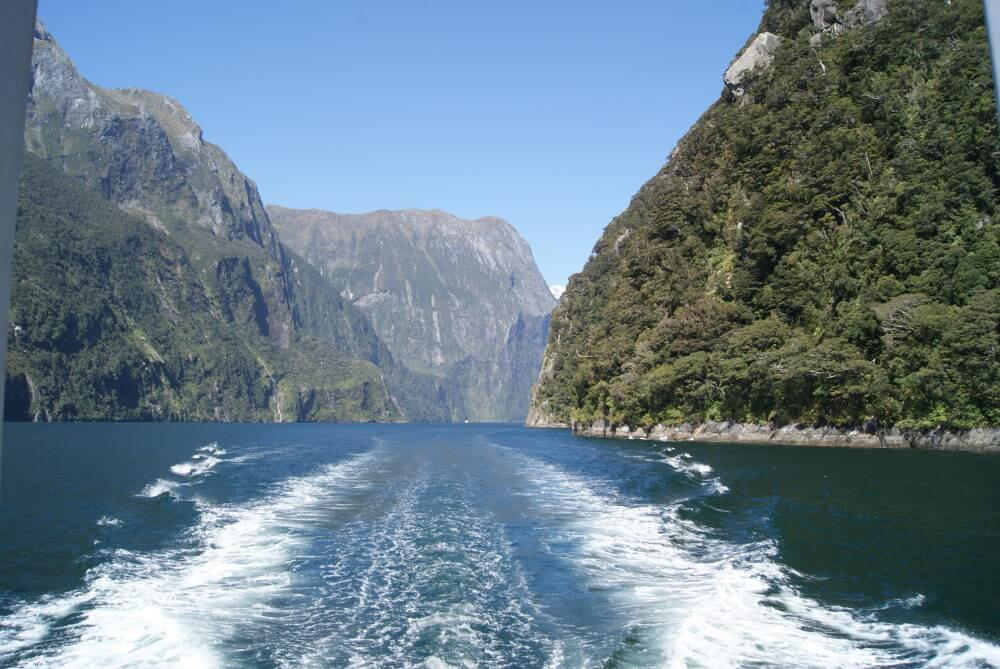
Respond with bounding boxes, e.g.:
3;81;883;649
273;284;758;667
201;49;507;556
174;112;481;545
810;0;889;40
724;32;783;97
810;0;844;33
847;0;889;25
26;21;295;346
8;153;404;422
267;205;556;420
14;21;451;422
27;23;276;250
564;420;1000;453
524;402;570;429
449;312;552;421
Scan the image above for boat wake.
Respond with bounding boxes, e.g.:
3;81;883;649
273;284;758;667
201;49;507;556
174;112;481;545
289;466;560;668
510;449;1000;668
2;434;997;669
0;449;384;668
169;455;220;478
134;442;231;499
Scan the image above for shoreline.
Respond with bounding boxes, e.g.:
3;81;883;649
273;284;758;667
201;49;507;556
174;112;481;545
527;417;1000;453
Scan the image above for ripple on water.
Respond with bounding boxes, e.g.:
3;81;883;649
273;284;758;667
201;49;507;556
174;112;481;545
292;468;561;668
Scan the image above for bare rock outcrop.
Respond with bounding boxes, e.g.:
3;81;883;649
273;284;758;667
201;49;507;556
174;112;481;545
569;420;1000;453
810;0;889;40
724;32;783;97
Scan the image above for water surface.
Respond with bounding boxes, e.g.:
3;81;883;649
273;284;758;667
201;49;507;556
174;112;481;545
1;423;998;667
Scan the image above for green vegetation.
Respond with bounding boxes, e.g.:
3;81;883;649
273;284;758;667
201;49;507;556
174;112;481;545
15;24;514;422
6;154;401;422
532;0;1000;431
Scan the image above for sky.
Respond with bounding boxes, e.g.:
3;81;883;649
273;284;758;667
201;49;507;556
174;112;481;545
38;1;765;288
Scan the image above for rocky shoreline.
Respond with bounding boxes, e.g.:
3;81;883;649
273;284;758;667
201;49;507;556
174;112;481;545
527;416;1000;453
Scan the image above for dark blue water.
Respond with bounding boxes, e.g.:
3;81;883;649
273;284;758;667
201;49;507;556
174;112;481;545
1;423;998;668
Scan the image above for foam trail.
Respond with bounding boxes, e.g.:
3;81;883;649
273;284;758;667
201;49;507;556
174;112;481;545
513;453;1000;668
625;449;723;491
140;443;229;497
198;443;226;456
139;479;183;499
0;451;382;668
290;469;560;668
169;456;220;477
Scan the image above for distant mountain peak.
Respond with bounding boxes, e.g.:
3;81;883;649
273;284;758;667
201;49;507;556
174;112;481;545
33;19;52;42
267;204;555;420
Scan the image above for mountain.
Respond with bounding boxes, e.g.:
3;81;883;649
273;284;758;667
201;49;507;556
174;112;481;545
266;206;556;420
529;0;1000;439
7;153;402;421
8;21;458;421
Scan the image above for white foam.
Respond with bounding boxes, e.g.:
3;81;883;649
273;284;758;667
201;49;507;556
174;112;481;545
0;591;96;658
660;453;713;477
95;517;122;527
293;469;559;668
513;454;1000;668
138;479;182;499
197;443;226;456
169;456;220;477
880;593;928;610
1;452;382;668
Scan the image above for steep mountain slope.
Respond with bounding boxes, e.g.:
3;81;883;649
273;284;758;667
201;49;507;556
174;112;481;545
530;0;1000;436
10;21;456;421
267;206;556;420
7;154;400;421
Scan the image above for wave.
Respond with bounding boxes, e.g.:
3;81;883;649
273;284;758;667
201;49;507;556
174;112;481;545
5;434;996;668
627;448;728;496
197;443;226;456
878;593;928;611
95;516;122;527
512;453;1000;668
137;442;234;499
169;455;220;477
0;451;383;668
138;479;183;499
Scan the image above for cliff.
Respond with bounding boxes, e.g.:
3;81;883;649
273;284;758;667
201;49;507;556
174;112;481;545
8;21;459;421
528;0;1000;449
267;205;555;420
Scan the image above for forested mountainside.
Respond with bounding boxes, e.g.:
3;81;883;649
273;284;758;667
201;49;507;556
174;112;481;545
530;0;1000;433
268;206;555;421
7;21;458;421
7;154;401;421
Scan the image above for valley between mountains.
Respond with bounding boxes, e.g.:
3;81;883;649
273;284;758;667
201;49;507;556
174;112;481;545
6;21;554;423
6;0;1000;451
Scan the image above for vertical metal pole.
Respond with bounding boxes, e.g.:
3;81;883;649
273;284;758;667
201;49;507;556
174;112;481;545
0;0;39;500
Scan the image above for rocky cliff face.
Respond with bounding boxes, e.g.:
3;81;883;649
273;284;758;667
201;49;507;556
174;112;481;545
29;22;265;240
529;0;1000;445
7;153;402;421
9;21;459;421
267;206;555;420
26;21;294;343
444;312;553;421
809;0;888;36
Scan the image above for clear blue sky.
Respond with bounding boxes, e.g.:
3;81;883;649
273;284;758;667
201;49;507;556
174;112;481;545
38;0;764;287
